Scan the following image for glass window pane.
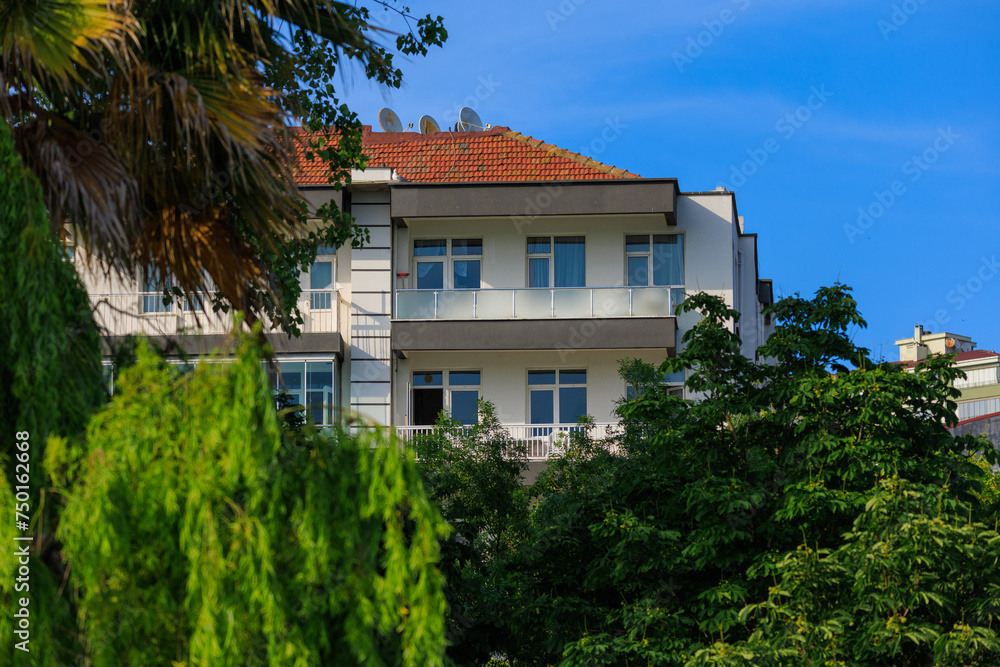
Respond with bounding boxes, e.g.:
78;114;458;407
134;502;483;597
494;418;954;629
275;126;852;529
453;260;481;289
143;266;170;313
625;235;649;253
663;369;685;384
559;387;587;423
559;369;587;385
528;257;549;288
310;261;333;290
554;236;585;287
278;362;304;412
652;235;684;286
413;371;443;387
316;246;337;255
627;256;649;286
451;390;479;425
452;239;482;256
281;362;304;391
417;261;444;289
306;361;334;424
528;370;556;385
530;390;554;424
449;371;481;386
414;239;447;256
527;237;550;254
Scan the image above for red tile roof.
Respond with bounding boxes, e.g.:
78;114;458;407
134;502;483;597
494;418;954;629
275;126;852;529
897;349;1000;368
292;125;640;185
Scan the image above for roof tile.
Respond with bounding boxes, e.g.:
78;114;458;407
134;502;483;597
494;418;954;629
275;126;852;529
291;125;641;184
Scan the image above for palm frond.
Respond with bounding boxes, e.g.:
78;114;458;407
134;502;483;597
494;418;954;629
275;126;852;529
14;113;140;271
0;0;137;94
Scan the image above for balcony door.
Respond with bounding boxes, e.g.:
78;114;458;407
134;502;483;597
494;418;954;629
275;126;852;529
411;370;481;425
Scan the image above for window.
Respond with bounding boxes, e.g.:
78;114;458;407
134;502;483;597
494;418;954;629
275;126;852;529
625;234;684;286
267;360;336;426
626;369;685;400
527;236;585;287
412;370;481;425
414;239;482;289
309;255;335;309
529;369;587;424
142;266;170;313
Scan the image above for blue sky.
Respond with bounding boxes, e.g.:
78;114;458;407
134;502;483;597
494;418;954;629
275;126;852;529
339;1;1000;361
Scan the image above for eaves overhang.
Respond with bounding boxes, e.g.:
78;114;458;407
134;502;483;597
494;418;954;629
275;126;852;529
391;317;676;357
389;179;678;227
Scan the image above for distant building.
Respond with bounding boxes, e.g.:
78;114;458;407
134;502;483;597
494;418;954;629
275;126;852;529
895;325;1000;448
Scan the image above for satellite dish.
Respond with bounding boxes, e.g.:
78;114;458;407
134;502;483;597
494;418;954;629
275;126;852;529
457;107;484;132
419;114;441;134
378;107;403;133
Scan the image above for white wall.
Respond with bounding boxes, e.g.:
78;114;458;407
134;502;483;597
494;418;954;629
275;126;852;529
392;349;668;425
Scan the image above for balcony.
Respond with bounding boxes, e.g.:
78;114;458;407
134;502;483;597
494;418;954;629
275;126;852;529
89;290;340;338
395;422;620;461
395;286;684;320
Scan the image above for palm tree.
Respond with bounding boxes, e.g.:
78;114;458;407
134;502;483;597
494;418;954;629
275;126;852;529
1;0;444;319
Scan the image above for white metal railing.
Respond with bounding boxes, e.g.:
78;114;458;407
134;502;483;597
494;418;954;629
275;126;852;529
395;286;684;320
394;422;620;461
89;290;339;337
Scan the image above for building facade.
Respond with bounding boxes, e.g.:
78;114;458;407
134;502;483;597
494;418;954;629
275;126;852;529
74;125;774;445
895;325;1000;423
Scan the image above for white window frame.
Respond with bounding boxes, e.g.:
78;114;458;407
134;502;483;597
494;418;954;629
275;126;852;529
307;252;337;310
626;369;686;401
267;357;338;426
526;235;586;288
624;233;685;287
412;238;483;290
527;369;588;425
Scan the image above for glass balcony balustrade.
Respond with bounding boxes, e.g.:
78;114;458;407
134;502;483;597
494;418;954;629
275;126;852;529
395;286;683;320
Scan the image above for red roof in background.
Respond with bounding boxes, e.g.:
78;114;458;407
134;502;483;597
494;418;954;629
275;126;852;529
953;410;1000;428
897;349;1000;368
292;125;641;185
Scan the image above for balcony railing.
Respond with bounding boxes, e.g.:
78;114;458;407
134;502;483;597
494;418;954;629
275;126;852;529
395;422;620;461
89;290;339;337
395;286;684;320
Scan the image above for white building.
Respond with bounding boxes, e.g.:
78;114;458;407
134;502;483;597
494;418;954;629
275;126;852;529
75;124;775;446
896;325;1000;422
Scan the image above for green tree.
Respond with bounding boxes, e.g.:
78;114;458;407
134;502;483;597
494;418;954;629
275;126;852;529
504;286;999;666
33;339;449;665
0;105;108;667
413;401;531;666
